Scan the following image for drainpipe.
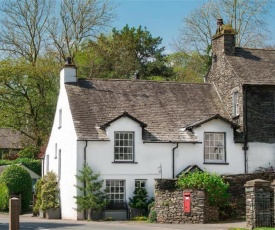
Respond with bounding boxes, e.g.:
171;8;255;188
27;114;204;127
83;140;88;219
243;86;248;173
172;143;179;178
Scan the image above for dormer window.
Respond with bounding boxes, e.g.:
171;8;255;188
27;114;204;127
232;92;239;117
114;132;134;162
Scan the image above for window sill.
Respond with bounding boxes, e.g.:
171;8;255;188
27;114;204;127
232;114;240;120
58;126;62;129
203;162;229;165
112;161;138;164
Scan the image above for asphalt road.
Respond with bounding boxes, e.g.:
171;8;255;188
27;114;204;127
0;214;246;230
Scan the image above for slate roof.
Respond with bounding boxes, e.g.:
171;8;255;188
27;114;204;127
226;48;275;85
0;128;27;149
66;79;229;142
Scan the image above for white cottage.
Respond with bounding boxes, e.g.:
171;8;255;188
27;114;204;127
44;19;275;220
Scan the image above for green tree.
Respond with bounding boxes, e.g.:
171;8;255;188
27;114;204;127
168;51;207;82
75;25;174;79
74;163;108;220
0;57;59;147
0;164;32;211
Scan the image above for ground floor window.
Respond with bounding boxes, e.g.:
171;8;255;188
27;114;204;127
106;180;125;202
135;179;147;190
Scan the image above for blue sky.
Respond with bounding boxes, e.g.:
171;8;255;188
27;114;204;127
113;0;275;53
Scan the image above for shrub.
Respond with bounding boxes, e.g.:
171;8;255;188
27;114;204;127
33;178;43;214
0;164;32;211
176;170;229;206
0;182;9;211
129;188;149;210
41;171;59;211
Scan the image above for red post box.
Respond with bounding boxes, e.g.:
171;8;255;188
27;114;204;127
183;192;191;213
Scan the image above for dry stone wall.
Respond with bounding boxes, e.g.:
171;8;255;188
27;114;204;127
154;179;218;224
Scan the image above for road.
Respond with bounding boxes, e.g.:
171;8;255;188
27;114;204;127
0;214;246;230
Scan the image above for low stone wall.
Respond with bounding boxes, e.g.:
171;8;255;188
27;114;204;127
154;179;218;224
223;172;275;217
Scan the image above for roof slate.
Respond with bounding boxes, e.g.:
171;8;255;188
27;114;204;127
66;79;228;142
226;48;275;85
0;128;27;149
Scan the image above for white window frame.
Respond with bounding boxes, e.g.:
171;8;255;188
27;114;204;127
135;179;147;190
114;132;134;162
58;108;62;128
232;92;239;116
106;180;125;202
204;132;226;163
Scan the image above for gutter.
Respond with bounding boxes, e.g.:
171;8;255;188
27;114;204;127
172;143;179;178
83;140;88;219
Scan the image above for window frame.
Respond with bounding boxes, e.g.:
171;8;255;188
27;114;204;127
105;179;125;203
135;179;147;190
58;108;62;128
204;132;226;164
114;131;134;162
232;91;239;117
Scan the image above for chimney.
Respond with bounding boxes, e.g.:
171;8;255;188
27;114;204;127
212;18;237;57
60;57;77;86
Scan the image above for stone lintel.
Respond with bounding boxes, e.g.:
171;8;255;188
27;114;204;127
244;179;270;187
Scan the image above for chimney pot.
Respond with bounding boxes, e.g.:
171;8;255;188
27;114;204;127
217;18;223;28
65;57;72;65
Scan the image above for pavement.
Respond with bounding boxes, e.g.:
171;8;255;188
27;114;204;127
1;213;247;230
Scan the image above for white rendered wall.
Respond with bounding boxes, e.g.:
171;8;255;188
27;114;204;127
84;117;244;206
247;142;275;173
175;119;244;176
45;79;78;220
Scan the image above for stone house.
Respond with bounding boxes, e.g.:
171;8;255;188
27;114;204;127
207;18;275;173
43;19;275;220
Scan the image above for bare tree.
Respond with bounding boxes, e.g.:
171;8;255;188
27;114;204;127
0;0;54;65
175;0;273;53
47;0;117;63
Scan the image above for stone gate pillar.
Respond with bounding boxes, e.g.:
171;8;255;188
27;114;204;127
245;179;273;230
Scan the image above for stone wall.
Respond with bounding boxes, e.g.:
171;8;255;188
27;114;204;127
246;85;275;143
223;172;275;217
154;179;218;224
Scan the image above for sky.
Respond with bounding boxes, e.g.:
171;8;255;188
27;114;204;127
113;0;275;53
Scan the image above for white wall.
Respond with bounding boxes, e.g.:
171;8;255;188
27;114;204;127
84;117;244;208
45;80;78;220
247;142;275;173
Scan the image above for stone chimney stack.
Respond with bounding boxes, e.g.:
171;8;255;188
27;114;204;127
60;57;77;86
212;18;237;57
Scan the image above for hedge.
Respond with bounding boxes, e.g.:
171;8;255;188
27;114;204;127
0;158;41;176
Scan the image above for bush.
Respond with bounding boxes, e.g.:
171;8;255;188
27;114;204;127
129;188;149;210
176;171;229;206
0;164;32;211
0;182;9;211
41;171;59;211
0;158;41;176
33;178;43;214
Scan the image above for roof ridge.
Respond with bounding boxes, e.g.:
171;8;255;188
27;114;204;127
235;47;275;52
85;78;210;85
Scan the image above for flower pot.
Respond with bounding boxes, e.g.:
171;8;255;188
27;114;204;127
46;207;61;219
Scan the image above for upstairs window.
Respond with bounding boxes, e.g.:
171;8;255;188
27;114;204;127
232;92;239;117
114;132;134;162
204;132;225;163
